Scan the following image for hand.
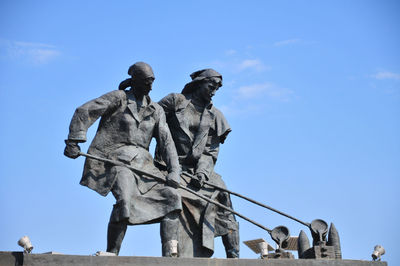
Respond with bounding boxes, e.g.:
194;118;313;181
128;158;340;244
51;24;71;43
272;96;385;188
64;140;81;159
190;173;206;189
166;172;180;189
119;78;132;90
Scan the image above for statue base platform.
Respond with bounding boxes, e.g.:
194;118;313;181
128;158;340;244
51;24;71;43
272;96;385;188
0;252;387;266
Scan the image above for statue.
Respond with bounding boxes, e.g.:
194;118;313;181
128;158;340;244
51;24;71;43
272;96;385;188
155;69;240;258
64;62;182;257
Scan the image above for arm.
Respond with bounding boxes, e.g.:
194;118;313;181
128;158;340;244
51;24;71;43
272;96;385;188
153;107;181;187
195;133;220;180
64;90;124;158
68;90;124;142
195;109;231;182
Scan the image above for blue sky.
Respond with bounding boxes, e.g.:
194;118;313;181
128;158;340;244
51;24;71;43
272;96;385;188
0;0;399;264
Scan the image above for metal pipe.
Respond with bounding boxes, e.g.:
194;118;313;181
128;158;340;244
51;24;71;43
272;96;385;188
182;172;311;227
79;152;273;234
181;173;329;243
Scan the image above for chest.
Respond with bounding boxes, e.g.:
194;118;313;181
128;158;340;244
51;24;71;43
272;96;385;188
102;103;157;138
183;103;203;136
171;103;217;141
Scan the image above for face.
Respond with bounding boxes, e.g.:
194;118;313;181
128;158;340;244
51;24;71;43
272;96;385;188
197;77;222;102
133;76;155;96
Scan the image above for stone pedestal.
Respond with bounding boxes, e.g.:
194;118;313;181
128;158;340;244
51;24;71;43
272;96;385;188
265;250;295;259
0;252;388;266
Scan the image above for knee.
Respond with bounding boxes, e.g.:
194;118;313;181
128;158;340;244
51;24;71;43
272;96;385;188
112;168;134;200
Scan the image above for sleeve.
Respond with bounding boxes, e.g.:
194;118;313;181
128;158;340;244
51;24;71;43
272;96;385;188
195;108;231;179
158;93;176;118
214;108;232;144
153;106;180;174
67;90;124;142
195;133;220;179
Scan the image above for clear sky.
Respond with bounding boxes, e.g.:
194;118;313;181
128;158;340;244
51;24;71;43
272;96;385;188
0;0;399;264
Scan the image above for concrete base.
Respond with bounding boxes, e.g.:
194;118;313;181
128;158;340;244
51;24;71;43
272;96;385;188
0;252;387;266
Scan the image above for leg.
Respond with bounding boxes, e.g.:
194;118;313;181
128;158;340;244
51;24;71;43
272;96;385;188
160;210;180;257
217;191;240;258
222;229;240;258
106;221;127;255
107;166;133;255
110;166;134;222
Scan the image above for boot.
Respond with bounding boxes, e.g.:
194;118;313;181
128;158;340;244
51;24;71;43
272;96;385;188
160;211;179;257
106;221;127;255
163;240;178;257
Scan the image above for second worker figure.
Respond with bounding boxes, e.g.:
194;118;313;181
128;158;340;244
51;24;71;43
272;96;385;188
155;69;240;258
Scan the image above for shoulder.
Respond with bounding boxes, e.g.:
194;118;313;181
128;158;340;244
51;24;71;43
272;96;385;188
211;106;232;142
159;93;189;110
211;106;226;120
98;89;127;102
159;93;186;103
77;90;126;110
150;101;164;113
149;99;167;120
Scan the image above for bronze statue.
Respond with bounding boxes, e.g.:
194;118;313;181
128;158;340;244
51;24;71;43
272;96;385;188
155;69;240;258
64;62;182;257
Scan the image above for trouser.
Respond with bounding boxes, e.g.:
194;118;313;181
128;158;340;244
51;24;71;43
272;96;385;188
222;229;240;258
106;168;132;255
106;221;127;255
160;211;180;257
217;192;240;258
106;167;180;256
106;211;180;256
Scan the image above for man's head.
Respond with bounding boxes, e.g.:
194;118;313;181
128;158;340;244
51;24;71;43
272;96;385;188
128;62;155;96
181;68;223;103
195;76;222;103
